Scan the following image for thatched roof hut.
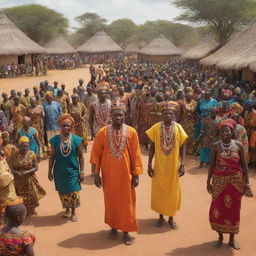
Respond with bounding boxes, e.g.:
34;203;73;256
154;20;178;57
138;34;181;63
124;43;139;53
77;31;122;54
200;19;256;73
43;36;76;55
182;35;218;60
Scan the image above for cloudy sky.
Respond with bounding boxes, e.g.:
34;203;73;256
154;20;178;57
1;0;184;28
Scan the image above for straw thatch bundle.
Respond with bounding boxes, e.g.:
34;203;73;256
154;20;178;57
77;31;122;53
125;43;139;53
0;11;45;55
200;19;256;72
182;35;218;60
138;34;181;56
43;36;76;55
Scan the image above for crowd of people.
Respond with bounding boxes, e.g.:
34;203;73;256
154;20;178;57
0;59;255;254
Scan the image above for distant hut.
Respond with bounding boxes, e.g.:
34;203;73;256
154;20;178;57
43;36;76;55
124;43;139;54
138;34;181;63
77;31;122;55
200;19;256;81
182;35;218;61
0;11;45;66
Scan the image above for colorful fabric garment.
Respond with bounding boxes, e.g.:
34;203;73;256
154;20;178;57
59;191;80;209
69;103;88;146
235;124;249;162
10;151;46;215
198;98;217;118
209;151;244;234
146;122;188;217
17;128;39;156
43;101;62;131
90;125;143;232
20;96;31;107
0;111;8;132
50;134;83;194
55;96;68;113
4;144;16;165
0;100;11;124
180;100;197;154
0;229;35;256
10;105;25;132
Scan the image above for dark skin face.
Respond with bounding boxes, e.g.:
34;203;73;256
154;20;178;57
186;93;193;102
111;109;125;130
54;82;58;88
19;142;29;155
2;133;9;145
61;121;72;136
57;91;63;98
204;90;211;101
2;93;8;101
30;97;37;108
118;86;125;96
46;95;53;104
11;90;17;98
22;119;31;130
25;89;30;96
61;84;66;91
72;96;79;105
162;109;175;126
87;88;93;95
14;96;20;106
220;126;232;143
98;90;107;102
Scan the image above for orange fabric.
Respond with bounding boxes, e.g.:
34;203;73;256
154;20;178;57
90;126;143;232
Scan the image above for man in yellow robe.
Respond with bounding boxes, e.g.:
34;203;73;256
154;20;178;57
146;102;187;229
90;102;143;245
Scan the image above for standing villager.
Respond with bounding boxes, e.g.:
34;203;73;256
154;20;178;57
10;136;46;216
1;132;16;166
48;114;84;222
90;103;143;245
146;102;187;228
1;93;11;125
207;119;253;250
69;94;89;151
89;87;111;139
20;88;31;108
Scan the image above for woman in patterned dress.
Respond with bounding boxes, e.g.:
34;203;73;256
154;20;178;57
10;136;46;216
69;94;89;151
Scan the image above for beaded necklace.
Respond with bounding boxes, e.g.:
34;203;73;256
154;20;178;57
160;121;176;155
95;100;111;127
60;134;72;157
107;124;128;159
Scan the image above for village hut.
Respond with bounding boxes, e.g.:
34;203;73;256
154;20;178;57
43;36;76;55
124;43;139;54
0;11;45;66
76;31;122;54
182;35;218;61
138;34;181;63
200;19;256;80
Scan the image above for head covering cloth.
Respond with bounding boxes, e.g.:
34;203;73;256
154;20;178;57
230;102;243;115
161;101;178;112
18;136;30;145
57;113;75;127
46;91;53;97
111;101;127;113
218;118;237;131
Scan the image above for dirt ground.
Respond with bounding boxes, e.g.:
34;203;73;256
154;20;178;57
1;69;256;256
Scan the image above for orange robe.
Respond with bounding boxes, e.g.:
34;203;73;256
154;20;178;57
90;125;143;232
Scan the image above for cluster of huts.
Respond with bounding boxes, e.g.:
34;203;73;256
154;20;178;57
1;9;256;81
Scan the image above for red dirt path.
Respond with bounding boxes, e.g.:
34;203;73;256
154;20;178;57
1;69;256;256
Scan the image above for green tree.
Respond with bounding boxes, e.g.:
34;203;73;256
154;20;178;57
173;0;256;45
74;12;107;45
107;19;137;47
4;4;69;44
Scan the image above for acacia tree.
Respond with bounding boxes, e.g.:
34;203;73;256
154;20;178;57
173;0;256;45
4;4;68;44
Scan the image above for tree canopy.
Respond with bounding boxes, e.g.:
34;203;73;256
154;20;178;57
173;0;256;45
4;4;69;44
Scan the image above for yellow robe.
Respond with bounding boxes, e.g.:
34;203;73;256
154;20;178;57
146;122;187;216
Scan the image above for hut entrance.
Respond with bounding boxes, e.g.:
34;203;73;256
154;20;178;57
18;55;25;64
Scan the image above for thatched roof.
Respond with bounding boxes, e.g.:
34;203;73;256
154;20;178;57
138;34;181;56
77;31;122;53
200;19;256;72
43;36;76;55
0;12;46;55
124;43;139;53
182;35;218;60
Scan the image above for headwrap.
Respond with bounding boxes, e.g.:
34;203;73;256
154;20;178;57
46;91;53;97
18;136;29;145
57;113;75;127
33;86;38;90
246;99;254;106
111;101;126;113
23;116;31;122
230;102;243;115
219;119;237;131
162;101;178;112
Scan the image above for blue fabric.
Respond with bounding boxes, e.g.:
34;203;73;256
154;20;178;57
199;98;217;118
53;88;58;97
200;147;211;163
18;127;39;156
50;134;83;194
43;101;62;131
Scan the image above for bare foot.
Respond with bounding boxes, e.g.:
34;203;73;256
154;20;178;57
63;208;70;218
109;228;118;240
215;239;223;248
71;214;77;222
155;217;166;227
168;219;178;230
228;240;240;250
123;233;134;246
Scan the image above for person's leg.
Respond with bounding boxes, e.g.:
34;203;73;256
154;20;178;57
228;233;240;250
155;214;166;227
215;232;223;247
123;232;134;245
168;216;178;230
71;207;77;222
63;207;70;218
109;228;118;239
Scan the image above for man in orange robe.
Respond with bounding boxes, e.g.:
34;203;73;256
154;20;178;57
90;102;143;246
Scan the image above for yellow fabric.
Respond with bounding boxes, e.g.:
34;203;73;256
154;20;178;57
146;122;188;216
18;136;29;145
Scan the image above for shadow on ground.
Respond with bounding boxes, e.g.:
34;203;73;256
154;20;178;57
58;230;122;250
137;218;172;234
167;242;234;256
23;212;68;227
